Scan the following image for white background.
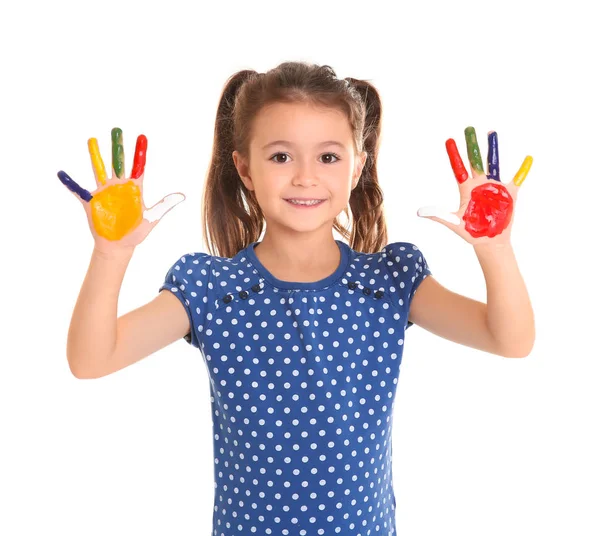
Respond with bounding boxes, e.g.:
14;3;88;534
1;0;599;534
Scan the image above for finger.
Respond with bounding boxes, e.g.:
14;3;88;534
417;205;461;226
512;155;533;187
131;134;148;179
464;126;484;175
111;127;125;179
144;193;185;223
87;137;108;186
445;138;469;184
57;170;93;202
487;131;500;181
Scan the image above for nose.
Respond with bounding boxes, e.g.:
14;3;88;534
291;158;320;186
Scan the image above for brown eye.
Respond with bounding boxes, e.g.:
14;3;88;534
270;153;289;164
320;153;341;164
269;153;341;164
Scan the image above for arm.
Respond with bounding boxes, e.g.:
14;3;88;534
411;127;535;357
408;244;535;358
61;127;190;379
67;248;189;379
474;242;535;357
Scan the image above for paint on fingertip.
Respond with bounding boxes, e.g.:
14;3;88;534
446;138;469;184
88;138;108;184
145;193;185;223
417;205;461;225
58;170;93;202
487;131;500;181
513;156;533;186
464;126;484;173
111;127;124;178
131;134;148;179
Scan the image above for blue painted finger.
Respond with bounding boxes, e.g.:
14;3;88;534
487;131;500;181
57;170;93;202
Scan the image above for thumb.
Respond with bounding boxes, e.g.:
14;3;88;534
417;205;461;230
144;193;186;223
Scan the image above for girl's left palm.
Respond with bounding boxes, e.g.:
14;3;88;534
417;127;532;246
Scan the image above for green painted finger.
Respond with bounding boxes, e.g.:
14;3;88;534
111;127;125;178
464;126;484;174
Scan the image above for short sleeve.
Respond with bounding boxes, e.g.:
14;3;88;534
383;241;432;329
158;252;213;348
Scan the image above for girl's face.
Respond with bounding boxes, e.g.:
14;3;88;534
233;101;367;236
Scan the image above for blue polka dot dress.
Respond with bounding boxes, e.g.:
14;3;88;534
159;240;431;536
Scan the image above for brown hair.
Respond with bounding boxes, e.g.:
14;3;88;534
202;60;388;258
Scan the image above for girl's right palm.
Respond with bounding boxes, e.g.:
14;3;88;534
58;128;185;255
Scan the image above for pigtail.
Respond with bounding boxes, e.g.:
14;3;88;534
202;70;265;258
340;77;388;253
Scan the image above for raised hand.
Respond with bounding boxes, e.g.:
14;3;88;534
417;127;532;245
58;128;185;253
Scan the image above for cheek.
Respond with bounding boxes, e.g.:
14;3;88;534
337;180;355;200
254;189;273;209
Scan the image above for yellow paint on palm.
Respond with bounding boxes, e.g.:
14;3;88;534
90;182;143;240
88;138;108;185
513;156;533;186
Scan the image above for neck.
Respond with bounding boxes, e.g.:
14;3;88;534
253;232;341;281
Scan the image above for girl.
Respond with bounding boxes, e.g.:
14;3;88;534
58;61;535;536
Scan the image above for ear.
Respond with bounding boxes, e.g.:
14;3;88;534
232;150;254;191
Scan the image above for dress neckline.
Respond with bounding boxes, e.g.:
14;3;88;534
244;240;350;291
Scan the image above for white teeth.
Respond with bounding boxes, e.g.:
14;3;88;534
288;199;323;206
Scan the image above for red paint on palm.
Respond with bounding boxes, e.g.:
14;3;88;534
463;182;513;238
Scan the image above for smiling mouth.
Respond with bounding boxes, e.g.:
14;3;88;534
284;198;326;206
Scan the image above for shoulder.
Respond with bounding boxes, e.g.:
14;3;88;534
161;252;218;302
382;242;430;276
158;252;217;348
163;251;215;284
383;241;427;258
344;240;431;292
378;241;432;328
344;241;429;284
380;241;432;295
168;251;214;267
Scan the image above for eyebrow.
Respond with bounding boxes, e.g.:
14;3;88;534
261;140;347;150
